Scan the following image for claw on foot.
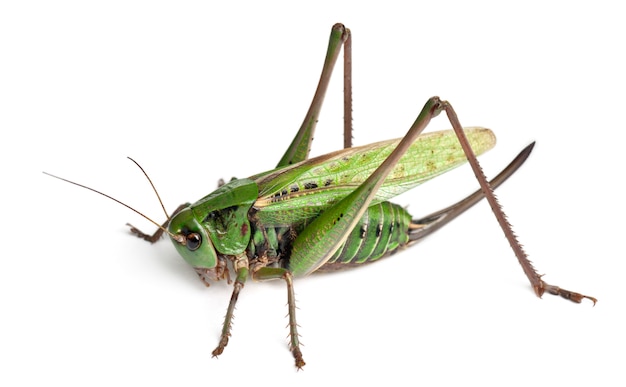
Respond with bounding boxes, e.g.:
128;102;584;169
212;347;223;358
212;337;229;358
292;348;306;370
536;280;597;306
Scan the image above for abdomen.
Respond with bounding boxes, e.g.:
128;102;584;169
319;201;412;271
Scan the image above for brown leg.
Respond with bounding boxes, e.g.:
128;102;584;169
439;99;596;304
212;265;248;358
254;267;305;370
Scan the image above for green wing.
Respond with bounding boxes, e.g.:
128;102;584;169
251;127;495;226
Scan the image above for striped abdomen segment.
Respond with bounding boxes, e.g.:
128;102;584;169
321;201;412;269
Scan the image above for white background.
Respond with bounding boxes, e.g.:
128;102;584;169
2;1;624;386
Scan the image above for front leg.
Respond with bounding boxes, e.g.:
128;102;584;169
212;255;248;358
127;203;189;243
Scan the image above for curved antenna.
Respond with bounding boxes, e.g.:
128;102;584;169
127;157;170;220
42;171;185;244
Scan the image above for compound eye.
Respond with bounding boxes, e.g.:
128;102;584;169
186;232;202;251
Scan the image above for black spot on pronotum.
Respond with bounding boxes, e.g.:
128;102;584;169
324;179;332;187
290;185;299;193
203;205;240;224
304;182;318;190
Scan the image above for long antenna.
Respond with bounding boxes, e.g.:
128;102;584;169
127;157;170;220
42;171;184;244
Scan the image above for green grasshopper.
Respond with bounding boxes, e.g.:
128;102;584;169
46;23;595;369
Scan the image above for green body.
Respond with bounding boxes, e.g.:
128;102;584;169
168;128;495;277
145;25;539;368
